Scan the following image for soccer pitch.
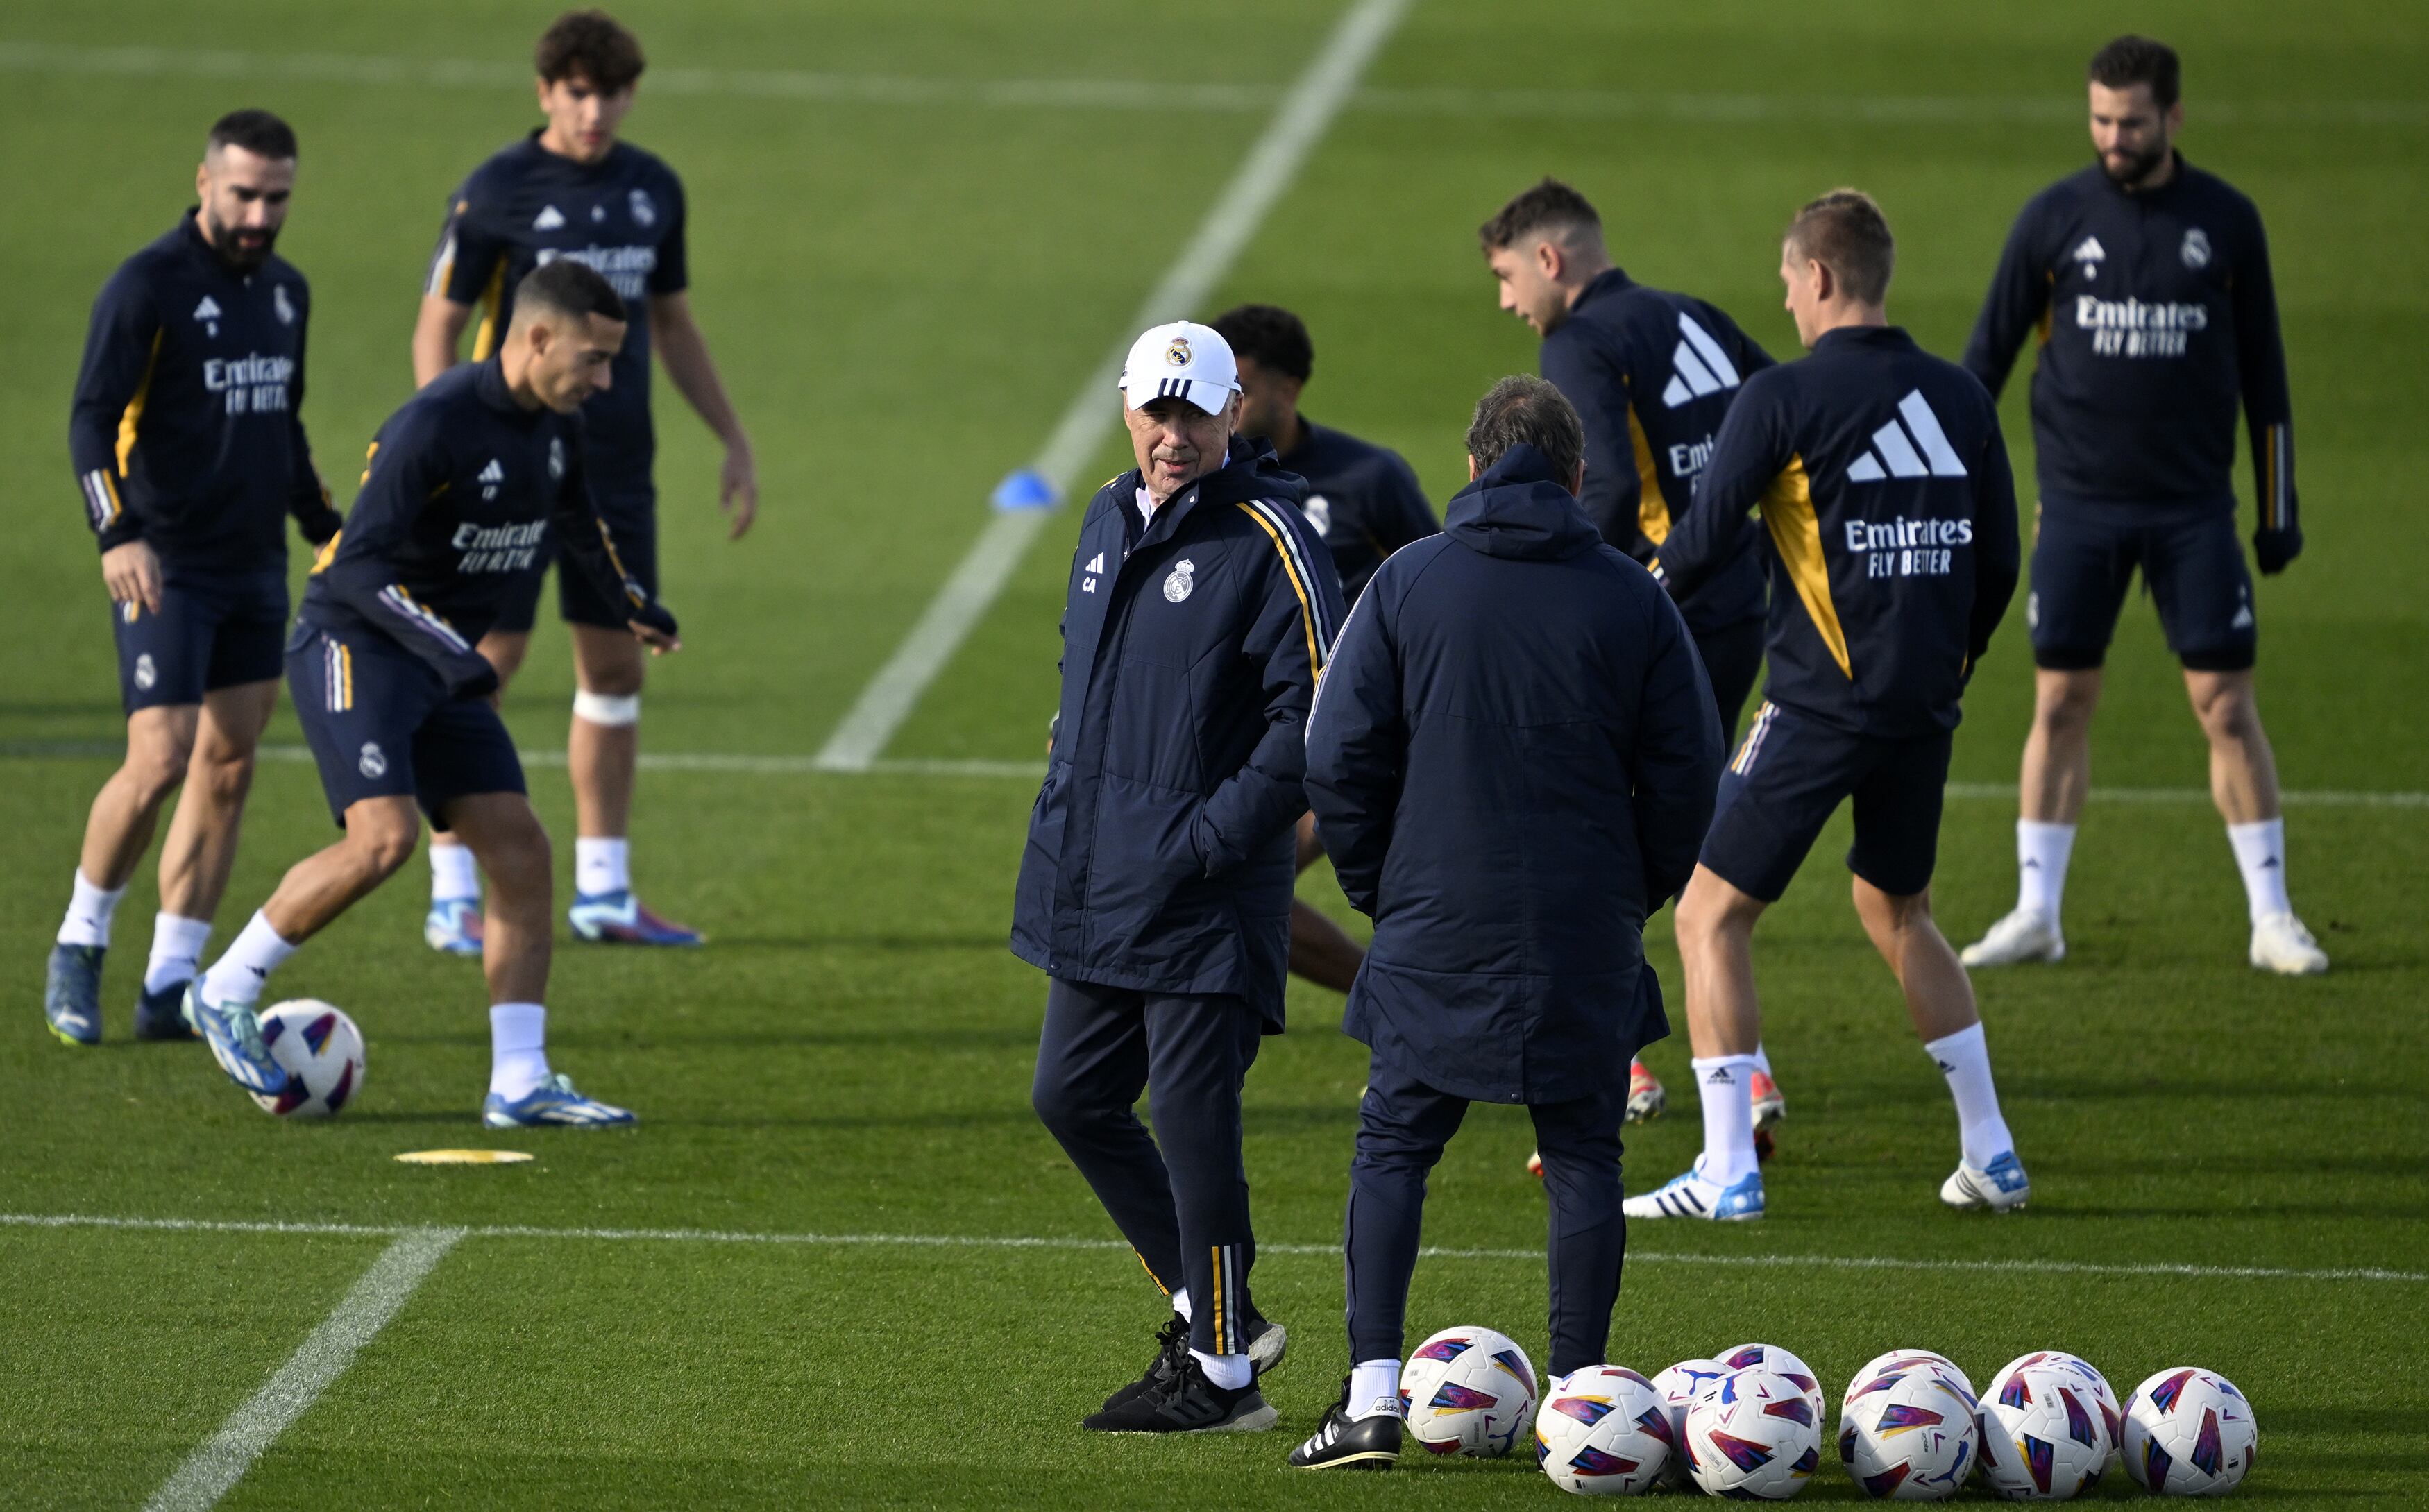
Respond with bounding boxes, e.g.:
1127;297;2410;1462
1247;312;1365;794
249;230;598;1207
3;0;2426;1504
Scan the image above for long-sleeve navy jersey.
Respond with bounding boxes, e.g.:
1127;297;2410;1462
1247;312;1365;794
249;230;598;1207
1963;155;2294;530
69;212;339;568
1273;418;1437;602
424;134;687;487
1658;326;2020;738
300;359;659;696
1539;266;1774;631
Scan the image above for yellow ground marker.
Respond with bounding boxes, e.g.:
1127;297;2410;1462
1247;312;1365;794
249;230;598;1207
393;1149;534;1165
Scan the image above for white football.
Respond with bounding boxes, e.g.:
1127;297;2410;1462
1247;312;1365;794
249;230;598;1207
1536;1365;1672;1495
252;1000;365;1117
1685;1364;1823;1499
1977;1363;2109;1500
2122;1366;2257;1496
1401;1326;1538;1459
1838;1361;1978;1499
1720;1341;1827;1418
1652;1357;1728;1488
1846;1350;1977;1416
1984;1352;2121;1477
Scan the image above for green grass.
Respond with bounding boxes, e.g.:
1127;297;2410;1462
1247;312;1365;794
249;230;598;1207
3;1;2426;1506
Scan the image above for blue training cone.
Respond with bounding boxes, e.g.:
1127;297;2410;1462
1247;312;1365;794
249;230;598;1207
991;468;1061;512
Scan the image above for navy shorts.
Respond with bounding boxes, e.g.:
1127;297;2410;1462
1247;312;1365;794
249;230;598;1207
494;485;657;633
1698;700;1952;903
110;566;287;714
2029;501;2256;672
286;622;525;831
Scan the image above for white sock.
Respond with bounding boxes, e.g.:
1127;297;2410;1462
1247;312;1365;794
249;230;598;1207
2016;820;2076;920
1750;1044;1772;1078
57;870;127;948
430;842;481;904
1349;1359;1403;1418
2226;819;2291;925
200;911;296;1007
1170;1287;1192;1323
575;837;630;897
1692;1054;1761;1184
1924;1023;2014;1169
488;1002;551;1099
143;913;213;994
1192;1349;1251;1390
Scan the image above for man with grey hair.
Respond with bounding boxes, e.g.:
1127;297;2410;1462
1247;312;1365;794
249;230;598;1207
1292;374;1723;1470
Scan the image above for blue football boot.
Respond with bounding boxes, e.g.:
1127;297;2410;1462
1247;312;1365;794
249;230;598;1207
482;1072;636;1128
566;889;702;946
1621;1159;1766;1221
423;898;485;957
183;982;291;1100
1940;1150;2031;1212
133;978;198;1041
44;943;105;1046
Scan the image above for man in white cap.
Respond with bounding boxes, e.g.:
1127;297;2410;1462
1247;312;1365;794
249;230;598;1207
1015;321;1346;1434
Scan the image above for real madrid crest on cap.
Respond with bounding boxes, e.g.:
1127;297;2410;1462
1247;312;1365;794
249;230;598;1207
1165;337;1192;366
1121;321;1240;415
1163;558;1196;603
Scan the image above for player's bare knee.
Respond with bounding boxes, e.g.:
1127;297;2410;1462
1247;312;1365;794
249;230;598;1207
348;814;420;880
121;739;192;807
190;747;256;807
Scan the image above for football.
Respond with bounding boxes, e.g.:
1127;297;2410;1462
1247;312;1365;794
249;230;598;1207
1652;1357;1728;1488
1400;1325;1539;1459
251;1000;365;1118
1845;1350;1977;1415
1838;1359;1979;1499
2122;1366;2258;1496
1684;1364;1823;1500
1984;1352;2122;1476
1535;1365;1672;1495
1977;1363;2109;1500
1720;1340;1827;1417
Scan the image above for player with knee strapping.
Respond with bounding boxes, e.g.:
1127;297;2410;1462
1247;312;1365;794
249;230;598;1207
1630;189;2030;1222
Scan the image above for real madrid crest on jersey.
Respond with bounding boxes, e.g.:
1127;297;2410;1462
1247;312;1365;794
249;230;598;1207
1303;495;1333;537
2181;227;2212;269
548;436;566;481
629;187;657;228
273;284;296;325
1163;558;1196;603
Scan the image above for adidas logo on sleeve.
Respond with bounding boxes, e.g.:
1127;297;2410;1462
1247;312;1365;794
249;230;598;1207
1660;312;1743;407
1846;391;1969;482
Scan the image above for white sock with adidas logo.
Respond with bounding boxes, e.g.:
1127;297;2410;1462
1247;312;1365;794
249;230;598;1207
2016;820;2076;921
1924;1023;2013;1169
1691;1055;1760;1184
2226;819;2291;925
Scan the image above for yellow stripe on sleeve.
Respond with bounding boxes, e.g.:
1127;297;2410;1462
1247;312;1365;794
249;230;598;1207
1235;503;1322;675
468;261;509;362
1628;405;1671;544
1757;454;1852;679
114;329;164;483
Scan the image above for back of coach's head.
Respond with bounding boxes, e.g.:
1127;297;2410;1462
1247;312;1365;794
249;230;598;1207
1465;374;1585;495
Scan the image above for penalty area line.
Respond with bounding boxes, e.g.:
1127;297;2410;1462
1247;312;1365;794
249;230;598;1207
141;1226;464;1512
7;1212;2418;1286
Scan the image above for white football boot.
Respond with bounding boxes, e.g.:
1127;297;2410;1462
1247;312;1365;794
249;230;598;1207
1940;1150;2031;1213
1959;908;2065;967
2249;911;2328;975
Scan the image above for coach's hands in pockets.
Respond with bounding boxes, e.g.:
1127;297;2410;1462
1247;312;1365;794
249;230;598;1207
101;539;164;615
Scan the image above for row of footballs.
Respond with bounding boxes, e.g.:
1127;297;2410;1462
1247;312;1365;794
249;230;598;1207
1400;1328;2256;1500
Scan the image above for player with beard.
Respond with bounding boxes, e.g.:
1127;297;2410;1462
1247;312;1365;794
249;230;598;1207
412;9;755;952
1960;35;2321;977
1211;303;1437;997
46;110;341;1046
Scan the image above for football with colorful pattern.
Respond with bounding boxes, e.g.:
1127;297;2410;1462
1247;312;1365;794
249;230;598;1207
1652;1357;1728;1488
251;1000;365;1118
2122;1366;2257;1496
1400;1325;1538;1459
1983;1352;2122;1477
1685;1364;1824;1500
1977;1363;2109;1500
1535;1365;1672;1495
1838;1360;1978;1500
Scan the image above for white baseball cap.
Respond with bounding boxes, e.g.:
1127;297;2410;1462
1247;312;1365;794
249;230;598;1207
1118;320;1240;415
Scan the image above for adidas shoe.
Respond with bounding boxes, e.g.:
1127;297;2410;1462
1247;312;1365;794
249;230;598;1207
184;983;291;1099
1627;1056;1666;1123
482;1072;636;1128
1750;1067;1786;1129
568;889;702;946
44;943;104;1046
133;979;197;1042
423;899;484;957
1621;1160;1765;1221
1289;1377;1402;1470
1940;1150;2031;1213
1960;907;2065;967
2249;911;2328;976
1083;1353;1276;1434
1103;1311;1287;1413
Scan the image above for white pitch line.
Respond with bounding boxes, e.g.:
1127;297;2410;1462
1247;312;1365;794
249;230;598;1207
809;0;1413;772
141;1226;464;1512
7;1212;2418;1286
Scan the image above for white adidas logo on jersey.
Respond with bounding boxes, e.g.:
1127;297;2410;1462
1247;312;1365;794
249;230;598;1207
2072;235;2106;264
477;458;505;500
1846;391;1970;482
1659;312;1743;408
534;205;566;230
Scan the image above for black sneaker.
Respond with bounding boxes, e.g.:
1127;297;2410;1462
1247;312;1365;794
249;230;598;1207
1288;1377;1403;1470
1084;1354;1277;1434
1101;1313;1190;1413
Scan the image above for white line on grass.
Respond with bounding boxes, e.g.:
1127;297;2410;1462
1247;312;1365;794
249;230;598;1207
141;1226;464;1512
5;742;2426;805
1;41;2421;126
809;0;1412;772
9;1212;2418;1286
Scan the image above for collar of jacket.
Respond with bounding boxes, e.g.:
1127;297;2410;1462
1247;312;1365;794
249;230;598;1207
2100;148;2190;205
177;207;253;281
1811;323;1920;357
473;355;534;419
1568;264;1636;314
1443;443;1603;561
1119;434;1308;554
